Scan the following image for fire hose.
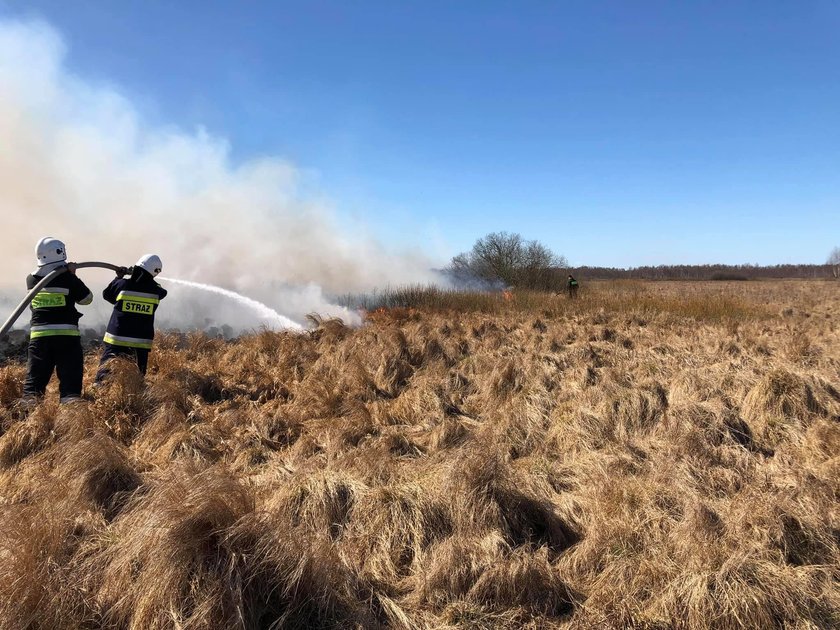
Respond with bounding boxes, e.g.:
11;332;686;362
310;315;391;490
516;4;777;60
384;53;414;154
0;262;124;338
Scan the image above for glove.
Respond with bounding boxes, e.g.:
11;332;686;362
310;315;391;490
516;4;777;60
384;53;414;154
66;262;77;275
116;266;129;277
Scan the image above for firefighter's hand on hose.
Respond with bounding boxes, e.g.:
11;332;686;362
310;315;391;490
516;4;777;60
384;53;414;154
116;266;129;277
66;262;77;275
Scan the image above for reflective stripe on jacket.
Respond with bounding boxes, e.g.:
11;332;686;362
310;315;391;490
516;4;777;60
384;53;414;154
103;332;153;349
30;323;81;339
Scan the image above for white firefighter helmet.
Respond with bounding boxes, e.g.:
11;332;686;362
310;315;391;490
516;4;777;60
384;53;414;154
35;237;67;266
135;254;163;277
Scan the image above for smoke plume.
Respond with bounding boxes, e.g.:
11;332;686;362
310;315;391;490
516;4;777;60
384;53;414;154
0;18;439;331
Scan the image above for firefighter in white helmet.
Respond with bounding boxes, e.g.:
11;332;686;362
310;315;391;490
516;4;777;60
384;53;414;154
95;254;167;382
24;237;93;403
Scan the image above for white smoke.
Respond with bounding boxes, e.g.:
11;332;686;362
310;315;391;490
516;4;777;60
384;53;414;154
0;18;440;331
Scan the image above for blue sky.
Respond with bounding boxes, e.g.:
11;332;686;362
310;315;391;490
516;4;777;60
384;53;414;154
2;1;839;266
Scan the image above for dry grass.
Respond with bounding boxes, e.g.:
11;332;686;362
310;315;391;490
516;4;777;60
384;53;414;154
0;280;838;628
346;280;772;323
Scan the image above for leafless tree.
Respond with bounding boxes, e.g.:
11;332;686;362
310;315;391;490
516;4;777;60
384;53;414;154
449;232;568;290
828;247;840;279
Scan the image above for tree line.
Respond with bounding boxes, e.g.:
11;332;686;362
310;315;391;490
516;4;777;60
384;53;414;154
568;263;837;281
446;233;839;289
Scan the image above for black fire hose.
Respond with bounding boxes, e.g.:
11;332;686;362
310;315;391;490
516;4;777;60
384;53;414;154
0;261;124;338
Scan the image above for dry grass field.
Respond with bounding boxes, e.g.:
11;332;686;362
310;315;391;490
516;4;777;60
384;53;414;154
0;280;837;629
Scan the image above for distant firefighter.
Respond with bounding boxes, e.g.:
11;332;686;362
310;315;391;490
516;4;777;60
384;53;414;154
24;237;93;403
567;274;579;298
96;254;167;382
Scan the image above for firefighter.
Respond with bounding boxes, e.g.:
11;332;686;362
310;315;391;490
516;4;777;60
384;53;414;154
567;274;579;298
23;237;93;403
95;254;167;382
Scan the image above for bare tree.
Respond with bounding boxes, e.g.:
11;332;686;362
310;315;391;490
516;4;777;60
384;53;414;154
828;247;840;279
448;231;568;290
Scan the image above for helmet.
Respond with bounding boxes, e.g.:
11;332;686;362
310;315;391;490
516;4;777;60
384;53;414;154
35;237;67;266
135;254;163;277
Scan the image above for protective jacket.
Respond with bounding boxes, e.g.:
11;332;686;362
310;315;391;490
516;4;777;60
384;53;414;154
26;269;93;338
103;269;168;349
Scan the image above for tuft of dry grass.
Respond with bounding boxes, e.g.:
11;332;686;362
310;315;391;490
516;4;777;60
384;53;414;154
743;368;840;446
0;365;24;408
0;400;57;467
81;464;255;629
0;280;838;628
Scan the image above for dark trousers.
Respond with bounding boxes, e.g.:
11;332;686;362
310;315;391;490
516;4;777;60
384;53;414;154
95;343;149;383
23;336;84;400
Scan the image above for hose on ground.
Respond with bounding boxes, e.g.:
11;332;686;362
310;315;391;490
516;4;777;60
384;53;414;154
0;262;124;338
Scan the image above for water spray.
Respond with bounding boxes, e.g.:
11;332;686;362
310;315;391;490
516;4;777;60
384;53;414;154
0;263;304;339
0;261;121;338
158;277;303;331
